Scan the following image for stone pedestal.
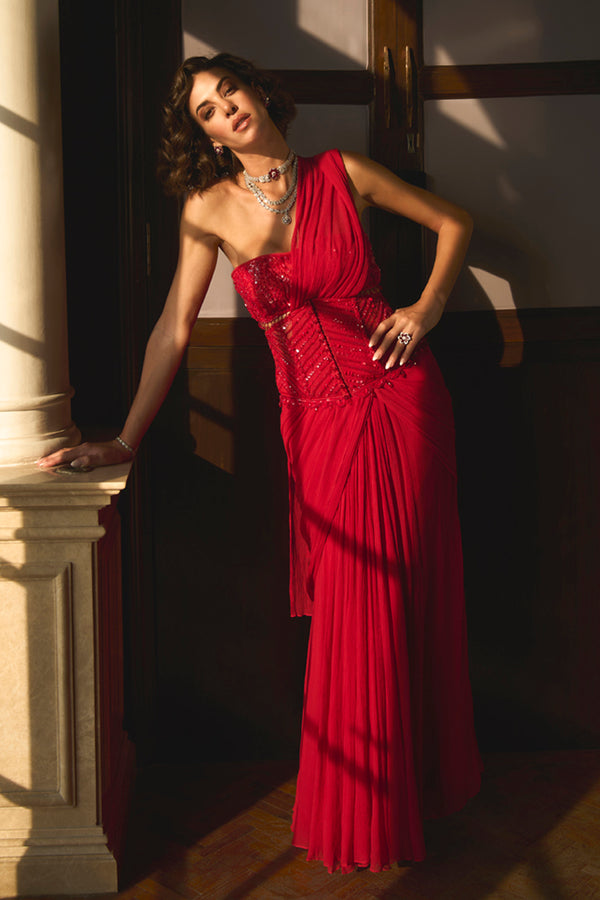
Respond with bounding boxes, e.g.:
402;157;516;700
0;464;134;898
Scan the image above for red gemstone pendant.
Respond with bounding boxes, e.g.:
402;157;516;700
269;168;280;181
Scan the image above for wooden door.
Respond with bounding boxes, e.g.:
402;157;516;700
270;0;425;302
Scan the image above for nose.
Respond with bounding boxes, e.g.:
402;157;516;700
224;100;238;116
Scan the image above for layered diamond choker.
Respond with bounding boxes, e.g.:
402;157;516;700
243;149;295;184
243;151;297;225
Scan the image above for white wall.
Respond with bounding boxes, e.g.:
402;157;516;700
424;0;600;310
183;0;367;69
425;94;600;310
424;0;600;65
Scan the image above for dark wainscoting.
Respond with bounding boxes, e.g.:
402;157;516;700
149;318;309;763
149;307;600;760
429;307;600;751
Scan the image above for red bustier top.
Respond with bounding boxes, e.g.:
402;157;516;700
232;150;406;406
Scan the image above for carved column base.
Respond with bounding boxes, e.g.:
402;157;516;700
0;830;117;897
0;396;81;466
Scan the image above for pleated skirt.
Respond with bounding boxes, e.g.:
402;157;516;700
287;350;482;873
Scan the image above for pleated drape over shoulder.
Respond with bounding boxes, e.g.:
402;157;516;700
232;150;482;873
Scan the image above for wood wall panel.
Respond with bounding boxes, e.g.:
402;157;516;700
178;309;600;754
429;309;600;749
270;70;374;105
148;317;310;762
421;60;600;100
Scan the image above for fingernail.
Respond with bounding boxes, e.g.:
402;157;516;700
399;359;405;366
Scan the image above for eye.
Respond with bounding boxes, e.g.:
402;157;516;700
203;107;214;121
224;83;236;96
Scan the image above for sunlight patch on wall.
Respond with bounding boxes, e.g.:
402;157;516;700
182;0;367;69
183;32;217;60
437;96;507;150
469;267;516;310
428;12;541;66
424;0;600;66
432;50;507;150
296;0;367;67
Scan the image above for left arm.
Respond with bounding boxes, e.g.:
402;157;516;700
341;151;473;367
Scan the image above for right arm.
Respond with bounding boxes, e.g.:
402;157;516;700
38;200;219;469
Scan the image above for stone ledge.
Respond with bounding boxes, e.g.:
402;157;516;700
0;463;131;499
0;463;132;542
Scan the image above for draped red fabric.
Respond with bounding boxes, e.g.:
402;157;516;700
232;150;481;872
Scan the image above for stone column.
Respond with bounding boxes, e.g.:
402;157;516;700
0;5;135;895
0;0;79;465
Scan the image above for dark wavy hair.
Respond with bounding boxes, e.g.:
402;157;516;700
158;53;296;197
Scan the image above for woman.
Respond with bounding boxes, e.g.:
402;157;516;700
39;53;482;873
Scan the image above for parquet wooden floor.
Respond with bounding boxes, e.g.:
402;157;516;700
28;751;600;900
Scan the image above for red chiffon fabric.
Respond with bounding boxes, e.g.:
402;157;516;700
232;150;481;873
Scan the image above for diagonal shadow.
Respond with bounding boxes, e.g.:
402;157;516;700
0;323;45;359
0;104;39;141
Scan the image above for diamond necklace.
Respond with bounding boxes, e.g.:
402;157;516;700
243;153;298;225
243;149;295;184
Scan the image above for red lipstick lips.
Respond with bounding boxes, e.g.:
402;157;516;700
233;113;250;132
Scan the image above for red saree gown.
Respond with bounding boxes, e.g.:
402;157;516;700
232;150;481;873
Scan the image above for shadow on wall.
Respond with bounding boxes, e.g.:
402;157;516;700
182;0;367;70
426;94;599;313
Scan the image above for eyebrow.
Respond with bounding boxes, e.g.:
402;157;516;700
195;76;229;116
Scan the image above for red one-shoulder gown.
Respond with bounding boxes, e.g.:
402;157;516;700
232;150;482;873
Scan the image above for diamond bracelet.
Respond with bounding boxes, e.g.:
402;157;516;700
115;435;137;457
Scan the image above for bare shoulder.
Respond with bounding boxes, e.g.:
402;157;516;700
339;151;406;201
339;151;389;182
338;151;376;216
181;178;237;244
338;150;407;214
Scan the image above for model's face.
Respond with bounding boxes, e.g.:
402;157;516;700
188;67;267;151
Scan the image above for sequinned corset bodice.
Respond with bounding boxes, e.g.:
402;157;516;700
230;150;417;404
232;252;395;404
